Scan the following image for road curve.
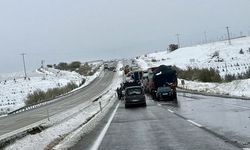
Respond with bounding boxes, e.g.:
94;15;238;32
0;70;114;136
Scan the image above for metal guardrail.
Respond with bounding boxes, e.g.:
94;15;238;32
177;87;250;100
0;86;113;149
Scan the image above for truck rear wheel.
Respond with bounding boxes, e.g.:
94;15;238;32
125;104;129;108
172;92;177;101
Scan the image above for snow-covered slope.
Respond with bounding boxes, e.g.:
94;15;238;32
0;64;102;115
138;37;250;76
136;37;250;98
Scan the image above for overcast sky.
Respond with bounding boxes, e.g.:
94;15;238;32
0;0;250;73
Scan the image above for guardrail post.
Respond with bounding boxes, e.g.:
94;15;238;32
99;101;102;112
47;108;50;121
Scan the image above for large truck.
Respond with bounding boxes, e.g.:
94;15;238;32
145;65;177;100
144;67;158;93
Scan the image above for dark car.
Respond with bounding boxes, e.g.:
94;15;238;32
156;86;174;101
124;86;146;108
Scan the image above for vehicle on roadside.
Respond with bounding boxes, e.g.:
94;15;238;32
124;86;146;108
156;86;174;101
144;65;177;101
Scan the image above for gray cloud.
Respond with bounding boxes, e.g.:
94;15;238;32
0;0;250;73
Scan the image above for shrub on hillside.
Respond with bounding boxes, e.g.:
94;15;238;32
25;82;78;105
56;62;68;70
47;64;53;68
198;68;222;82
151;59;157;62
69;61;81;71
239;49;244;54
26;90;46;104
77;62;92;76
212;51;219;58
55;61;99;76
224;74;236;82
243;69;250;79
169;44;179;52
175;66;222;82
175;66;250;83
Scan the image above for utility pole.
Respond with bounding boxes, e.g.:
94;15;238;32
176;33;180;48
226;26;232;45
204;31;208;44
240;31;243;37
41;60;45;68
20;53;27;78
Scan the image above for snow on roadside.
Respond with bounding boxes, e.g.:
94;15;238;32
136;37;250;98
0;61;103;115
5;61;123;150
136;58;150;70
178;78;250;97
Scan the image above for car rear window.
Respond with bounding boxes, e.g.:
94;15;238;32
126;88;142;95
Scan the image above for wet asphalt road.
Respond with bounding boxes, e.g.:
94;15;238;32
0;71;114;136
164;92;250;147
72;92;250;150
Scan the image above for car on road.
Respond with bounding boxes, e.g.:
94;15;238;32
124;86;146;108
156;86;174;101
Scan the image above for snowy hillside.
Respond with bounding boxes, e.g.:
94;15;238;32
136;37;250;98
0;62;103;115
138;37;250;77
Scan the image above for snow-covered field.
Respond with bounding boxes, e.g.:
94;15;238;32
136;37;250;98
0;62;102;115
5;61;123;150
138;37;250;76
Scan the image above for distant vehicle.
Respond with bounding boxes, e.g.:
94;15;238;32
108;66;116;71
156;86;174;101
124;86;146;108
104;63;109;69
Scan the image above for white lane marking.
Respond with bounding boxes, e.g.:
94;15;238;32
168;109;174;113
90;102;120;150
187;120;202;127
242;148;250;150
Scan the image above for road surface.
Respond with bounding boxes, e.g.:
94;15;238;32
72;91;250;150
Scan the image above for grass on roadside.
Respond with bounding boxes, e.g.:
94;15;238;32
25;82;78;105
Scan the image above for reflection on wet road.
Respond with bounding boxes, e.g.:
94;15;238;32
159;92;250;146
